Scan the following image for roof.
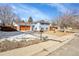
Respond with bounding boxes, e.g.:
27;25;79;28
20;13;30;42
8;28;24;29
33;20;50;25
13;20;50;26
14;20;32;26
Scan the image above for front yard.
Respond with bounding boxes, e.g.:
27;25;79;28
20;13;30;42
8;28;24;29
0;39;43;52
0;31;46;52
0;29;77;53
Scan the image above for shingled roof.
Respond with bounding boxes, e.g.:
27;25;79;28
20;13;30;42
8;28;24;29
33;20;50;25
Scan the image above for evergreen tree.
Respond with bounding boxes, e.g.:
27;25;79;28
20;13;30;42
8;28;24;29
28;16;33;23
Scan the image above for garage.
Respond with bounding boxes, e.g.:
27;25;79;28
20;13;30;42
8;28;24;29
20;25;31;31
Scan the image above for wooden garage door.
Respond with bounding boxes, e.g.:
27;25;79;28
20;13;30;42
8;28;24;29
25;26;30;30
20;26;30;31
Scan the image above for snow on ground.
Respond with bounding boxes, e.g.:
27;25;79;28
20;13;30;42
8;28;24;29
0;31;59;42
0;31;39;41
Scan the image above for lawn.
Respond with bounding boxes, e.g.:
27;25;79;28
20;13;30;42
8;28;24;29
43;31;72;36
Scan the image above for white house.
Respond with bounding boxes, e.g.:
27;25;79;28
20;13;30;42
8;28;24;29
33;20;50;31
33;23;41;31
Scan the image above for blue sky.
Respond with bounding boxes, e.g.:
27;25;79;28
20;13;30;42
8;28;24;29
0;3;79;21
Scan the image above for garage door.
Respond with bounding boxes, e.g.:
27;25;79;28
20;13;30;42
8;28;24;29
20;26;30;31
25;26;30;30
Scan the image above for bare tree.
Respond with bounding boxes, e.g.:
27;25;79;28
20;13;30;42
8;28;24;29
57;14;79;29
0;6;19;26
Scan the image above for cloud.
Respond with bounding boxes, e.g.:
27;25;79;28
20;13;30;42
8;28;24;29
10;5;16;9
28;7;50;20
10;4;51;21
47;3;71;14
48;3;79;15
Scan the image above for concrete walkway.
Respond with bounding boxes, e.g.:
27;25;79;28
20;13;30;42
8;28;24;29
48;33;79;56
0;34;75;56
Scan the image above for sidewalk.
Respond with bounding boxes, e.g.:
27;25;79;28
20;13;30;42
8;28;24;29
0;34;75;56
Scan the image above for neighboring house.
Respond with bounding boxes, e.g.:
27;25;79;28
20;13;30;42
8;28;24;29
49;24;58;31
33;20;50;31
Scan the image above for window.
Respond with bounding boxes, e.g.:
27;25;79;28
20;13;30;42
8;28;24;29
35;28;37;30
41;28;44;31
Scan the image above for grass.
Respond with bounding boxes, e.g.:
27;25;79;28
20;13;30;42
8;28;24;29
0;39;42;52
44;31;72;36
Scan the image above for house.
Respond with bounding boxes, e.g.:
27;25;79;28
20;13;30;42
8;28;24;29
13;21;33;32
33;20;50;31
33;23;41;31
49;24;58;31
13;20;50;32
